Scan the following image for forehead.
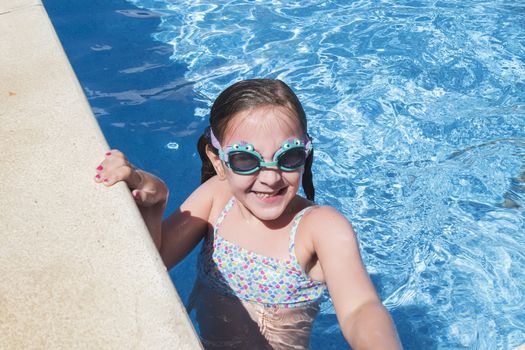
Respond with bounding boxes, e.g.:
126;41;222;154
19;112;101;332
222;105;303;146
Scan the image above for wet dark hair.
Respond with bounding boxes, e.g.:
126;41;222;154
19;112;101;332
197;79;315;201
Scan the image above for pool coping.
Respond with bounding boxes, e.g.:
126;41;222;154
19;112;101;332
0;0;202;348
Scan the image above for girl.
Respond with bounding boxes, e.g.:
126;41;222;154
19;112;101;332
94;79;402;349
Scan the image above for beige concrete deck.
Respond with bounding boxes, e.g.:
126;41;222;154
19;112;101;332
0;1;201;348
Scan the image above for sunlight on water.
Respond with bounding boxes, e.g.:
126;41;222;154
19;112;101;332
127;0;525;348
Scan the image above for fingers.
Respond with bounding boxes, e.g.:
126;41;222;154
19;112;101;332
132;186;161;206
101;166;134;186
132;189;147;205
94;150;168;207
94;149;138;187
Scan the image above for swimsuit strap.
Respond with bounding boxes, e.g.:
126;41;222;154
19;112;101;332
214;197;314;264
213;197;236;236
288;206;315;263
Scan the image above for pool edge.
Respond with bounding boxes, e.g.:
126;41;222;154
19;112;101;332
0;1;202;348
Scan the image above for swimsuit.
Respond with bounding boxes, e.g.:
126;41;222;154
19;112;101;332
187;197;326;349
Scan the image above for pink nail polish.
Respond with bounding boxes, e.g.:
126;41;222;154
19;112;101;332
103;178;109;182
96;165;103;171
105;152;112;156
95;174;101;179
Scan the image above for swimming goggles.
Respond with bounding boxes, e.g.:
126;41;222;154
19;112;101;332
208;127;312;175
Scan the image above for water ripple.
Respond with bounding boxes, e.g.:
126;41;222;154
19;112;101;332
127;0;525;348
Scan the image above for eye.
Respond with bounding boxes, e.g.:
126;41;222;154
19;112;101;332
232;144;240;150
246;144;254;151
283;143;290;149
294;139;301;146
278;148;307;169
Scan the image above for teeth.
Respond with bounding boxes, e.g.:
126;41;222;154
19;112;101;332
255;192;275;199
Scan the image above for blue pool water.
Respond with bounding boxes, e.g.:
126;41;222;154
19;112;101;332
44;0;525;348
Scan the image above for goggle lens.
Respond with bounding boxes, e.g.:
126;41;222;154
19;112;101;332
228;152;260;173
228;147;307;174
277;148;307;170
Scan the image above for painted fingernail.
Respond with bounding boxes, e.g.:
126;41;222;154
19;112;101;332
105;152;112;156
96;165;103;171
95;174;101;179
103;178;109;182
133;192;140;199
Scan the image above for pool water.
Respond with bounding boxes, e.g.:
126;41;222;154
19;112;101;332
44;0;525;348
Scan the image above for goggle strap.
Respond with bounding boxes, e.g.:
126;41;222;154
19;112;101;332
209;127;223;151
305;139;312;152
209;128;230;162
218;149;227;162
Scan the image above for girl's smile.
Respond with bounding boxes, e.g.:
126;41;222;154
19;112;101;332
219;105;305;222
252;187;286;200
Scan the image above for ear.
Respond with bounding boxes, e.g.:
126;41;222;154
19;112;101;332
205;145;227;180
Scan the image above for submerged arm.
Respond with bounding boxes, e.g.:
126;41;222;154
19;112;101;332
310;206;402;349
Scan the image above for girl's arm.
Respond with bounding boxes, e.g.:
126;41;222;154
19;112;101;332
159;176;225;269
307;206;402;349
95;150;169;248
95;150;221;269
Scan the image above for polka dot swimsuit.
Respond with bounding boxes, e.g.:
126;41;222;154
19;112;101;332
197;197;326;308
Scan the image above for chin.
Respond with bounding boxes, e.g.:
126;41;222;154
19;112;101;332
245;189;292;221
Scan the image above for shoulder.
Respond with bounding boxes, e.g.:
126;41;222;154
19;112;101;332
198;175;229;193
301;205;356;244
193;175;233;216
180;175;232;215
302;205;353;228
193;175;231;199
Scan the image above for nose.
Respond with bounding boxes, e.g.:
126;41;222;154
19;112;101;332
257;166;282;186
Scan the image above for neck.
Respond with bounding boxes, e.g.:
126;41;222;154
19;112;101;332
235;200;258;223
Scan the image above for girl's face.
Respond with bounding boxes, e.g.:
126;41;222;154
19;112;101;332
220;105;305;222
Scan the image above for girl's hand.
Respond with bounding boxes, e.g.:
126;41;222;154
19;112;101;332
94;150;168;207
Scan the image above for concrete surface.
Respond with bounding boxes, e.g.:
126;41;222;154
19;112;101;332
0;1;202;348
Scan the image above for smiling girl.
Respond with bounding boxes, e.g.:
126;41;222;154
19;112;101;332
95;79;401;349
